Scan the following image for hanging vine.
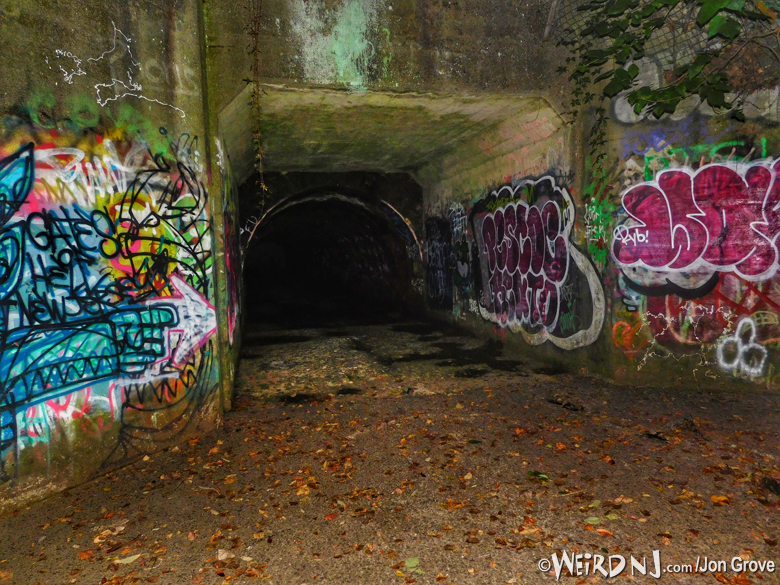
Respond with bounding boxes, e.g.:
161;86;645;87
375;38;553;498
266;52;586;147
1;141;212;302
242;0;269;267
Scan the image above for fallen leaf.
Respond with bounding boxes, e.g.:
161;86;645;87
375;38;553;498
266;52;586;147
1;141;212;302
217;549;235;561
115;554;141;564
596;528;613;537
78;550;95;561
585;517;601;525
188;531;196;541
404;558;419;568
711;495;730;505
0;571;11;582
253;532;265;539
325;513;339;520
435;574;446;582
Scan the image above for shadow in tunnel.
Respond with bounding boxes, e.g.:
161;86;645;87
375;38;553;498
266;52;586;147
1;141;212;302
241;187;422;329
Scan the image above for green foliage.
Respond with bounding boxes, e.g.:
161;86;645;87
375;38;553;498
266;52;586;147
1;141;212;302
558;0;774;154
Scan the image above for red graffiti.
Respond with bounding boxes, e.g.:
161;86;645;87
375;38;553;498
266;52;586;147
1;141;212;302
612;161;780;284
646;273;780;345
612;320;649;360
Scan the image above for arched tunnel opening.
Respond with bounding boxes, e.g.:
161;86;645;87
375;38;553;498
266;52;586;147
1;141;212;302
239;172;424;329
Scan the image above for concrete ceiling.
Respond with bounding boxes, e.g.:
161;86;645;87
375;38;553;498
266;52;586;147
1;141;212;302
219;85;565;186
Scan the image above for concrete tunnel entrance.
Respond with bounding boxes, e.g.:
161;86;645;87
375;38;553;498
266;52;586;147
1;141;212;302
240;173;424;327
219;86;568;335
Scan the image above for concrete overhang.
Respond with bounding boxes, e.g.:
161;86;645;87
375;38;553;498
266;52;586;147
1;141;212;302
219;85;567;186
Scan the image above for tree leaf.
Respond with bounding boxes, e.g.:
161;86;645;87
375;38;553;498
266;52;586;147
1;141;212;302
697;0;730;25
708;14;726;36
717;17;742;38
757;1;776;21
689;53;713;77
606;0;632;14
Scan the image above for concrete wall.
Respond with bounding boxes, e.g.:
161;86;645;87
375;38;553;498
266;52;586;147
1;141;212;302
0;0;237;513
418;76;780;391
600;95;780;388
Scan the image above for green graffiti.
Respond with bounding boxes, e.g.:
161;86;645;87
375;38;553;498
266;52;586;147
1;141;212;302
642;140;748;180
112;103;169;155
584;195;615;266
24;90;57;129
381;28;393;76
289;0;384;89
559;301;580;334
64;94;100;129
583;156;615;267
331;1;375;87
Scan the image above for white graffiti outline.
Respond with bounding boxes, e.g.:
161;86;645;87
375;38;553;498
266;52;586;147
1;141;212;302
52;50;86;84
52;21;186;118
716;317;768;377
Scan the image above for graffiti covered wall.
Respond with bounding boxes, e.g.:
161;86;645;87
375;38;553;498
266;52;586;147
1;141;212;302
0;119;218;484
419;100;609;358
419;90;780;389
0;2;226;511
608;129;780;385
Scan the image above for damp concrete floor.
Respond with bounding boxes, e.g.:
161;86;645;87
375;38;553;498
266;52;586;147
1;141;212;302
2;320;780;585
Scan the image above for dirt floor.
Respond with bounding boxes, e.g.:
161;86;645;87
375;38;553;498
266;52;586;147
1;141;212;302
2;320;780;585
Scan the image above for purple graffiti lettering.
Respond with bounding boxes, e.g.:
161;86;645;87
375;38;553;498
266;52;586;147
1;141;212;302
474;177;573;331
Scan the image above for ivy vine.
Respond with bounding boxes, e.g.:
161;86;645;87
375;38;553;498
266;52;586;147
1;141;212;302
557;0;779;158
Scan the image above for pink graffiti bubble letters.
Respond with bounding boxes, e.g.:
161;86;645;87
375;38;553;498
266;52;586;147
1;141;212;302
612;161;780;290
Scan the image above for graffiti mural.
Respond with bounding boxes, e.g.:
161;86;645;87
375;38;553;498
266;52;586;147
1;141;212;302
425;217;453;310
470;175;605;349
607;135;780;381
612;160;780;295
216;138;240;346
448;203;473;300
0;123;216;480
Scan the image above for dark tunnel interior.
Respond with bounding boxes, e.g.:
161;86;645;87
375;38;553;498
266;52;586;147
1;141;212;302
240;173;424;329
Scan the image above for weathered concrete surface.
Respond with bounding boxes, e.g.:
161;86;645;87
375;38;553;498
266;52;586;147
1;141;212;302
1;321;779;584
221;85;566;187
204;0;570;114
